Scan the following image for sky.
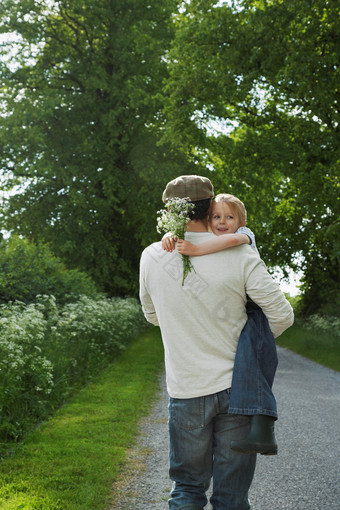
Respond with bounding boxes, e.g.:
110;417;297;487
273;267;302;297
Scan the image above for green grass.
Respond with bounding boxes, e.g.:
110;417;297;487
277;323;340;372
0;327;164;510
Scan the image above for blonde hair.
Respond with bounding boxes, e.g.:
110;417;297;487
213;193;247;225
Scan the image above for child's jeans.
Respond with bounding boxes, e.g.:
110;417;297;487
228;298;278;419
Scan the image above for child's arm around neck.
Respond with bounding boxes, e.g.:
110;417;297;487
177;232;250;256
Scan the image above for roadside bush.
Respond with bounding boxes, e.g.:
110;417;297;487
0;303;54;441
304;314;340;340
0;295;147;444
0;235;98;305
47;295;147;389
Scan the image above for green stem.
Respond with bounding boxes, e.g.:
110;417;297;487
181;254;195;285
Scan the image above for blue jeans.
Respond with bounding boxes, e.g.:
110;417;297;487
168;389;257;509
229;299;278;419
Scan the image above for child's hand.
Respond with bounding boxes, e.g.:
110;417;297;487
177;239;197;256
162;234;177;252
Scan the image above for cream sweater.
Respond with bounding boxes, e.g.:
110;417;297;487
139;232;294;399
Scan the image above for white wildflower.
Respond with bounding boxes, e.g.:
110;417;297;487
157;197;196;284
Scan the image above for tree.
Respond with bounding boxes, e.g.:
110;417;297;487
0;0;190;296
0;235;98;304
164;0;340;314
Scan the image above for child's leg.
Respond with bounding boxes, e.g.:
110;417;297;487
228;299;278;455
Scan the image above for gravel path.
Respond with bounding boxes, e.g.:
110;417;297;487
112;347;340;509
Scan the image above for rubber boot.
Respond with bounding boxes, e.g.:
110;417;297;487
230;415;278;455
178;505;204;510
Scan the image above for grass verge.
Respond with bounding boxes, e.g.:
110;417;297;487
276;323;340;372
0;327;164;510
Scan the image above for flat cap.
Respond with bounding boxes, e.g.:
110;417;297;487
162;175;214;203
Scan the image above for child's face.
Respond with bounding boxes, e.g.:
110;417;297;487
210;202;243;236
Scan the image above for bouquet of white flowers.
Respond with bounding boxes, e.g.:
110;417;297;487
157;197;195;285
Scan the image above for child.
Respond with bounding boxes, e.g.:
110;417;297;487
162;193;278;455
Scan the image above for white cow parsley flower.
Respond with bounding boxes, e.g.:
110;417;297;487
157;197;195;285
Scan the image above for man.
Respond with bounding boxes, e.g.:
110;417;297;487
139;175;294;510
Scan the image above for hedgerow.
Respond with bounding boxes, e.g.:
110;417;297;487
304;314;340;339
0;295;147;447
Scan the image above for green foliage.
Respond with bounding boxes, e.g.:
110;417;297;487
0;329;164;509
0;295;147;444
0;302;53;441
284;293;301;311
0;235;98;304
1;0;338;309
304;314;340;340
0;0;190;297
164;0;340;314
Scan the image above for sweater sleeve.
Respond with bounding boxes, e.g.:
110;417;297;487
139;249;159;327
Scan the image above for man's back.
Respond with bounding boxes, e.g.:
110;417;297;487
140;232;293;399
